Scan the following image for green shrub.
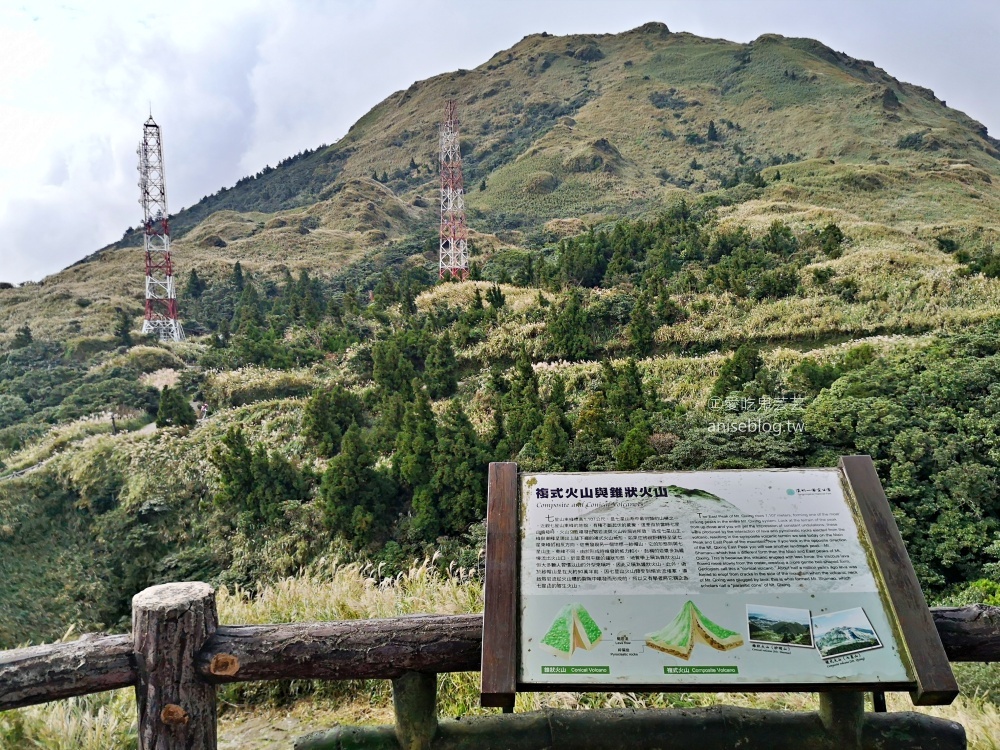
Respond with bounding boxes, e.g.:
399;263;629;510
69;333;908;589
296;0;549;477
811;266;836;285
0;395;30;429
935;237;959;253
649;89;690;110
156;386;197;428
710;345;766;401
897;130;927;150
819;223;845;258
63;336;117;361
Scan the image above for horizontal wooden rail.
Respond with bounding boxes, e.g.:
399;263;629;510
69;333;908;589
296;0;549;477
2;606;999;713
928;604;1000;661
198;615;483;684
0;633;134;711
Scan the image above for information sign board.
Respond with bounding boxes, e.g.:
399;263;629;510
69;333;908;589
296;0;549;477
480;457;957;709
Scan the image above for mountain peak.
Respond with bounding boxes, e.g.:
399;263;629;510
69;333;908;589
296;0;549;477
628;21;671;36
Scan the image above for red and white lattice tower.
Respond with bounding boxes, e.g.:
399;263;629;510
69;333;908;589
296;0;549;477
137;116;184;341
439;100;469;279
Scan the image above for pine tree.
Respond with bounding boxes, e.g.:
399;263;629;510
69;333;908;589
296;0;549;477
302;385;364;457
185;268;207;299
320;423;396;547
372;392;406;454
326;295;343;322
373;270;397;308
616;413;653;470
244;445;310;529
654;289;681;325
425;331;458;399
277;269;298;324
547;374;568;411
503;348;543;453
394;383;437;490
710;345;765;400
486;284;505;310
156;386;197;428
231;261;245;291
113;308;133;347
536;404;571;466
819;222;845;258
400;282;417;316
372;339;416;400
232;284;264;334
486;390;507;457
212;428;251;484
707;119;719;142
410;485;441;541
548;289;591;360
216;317;230;348
296;269;322;324
574;390;611;446
604;245;634;283
602;359;646;437
618;359;645;414
426;401;488;538
343;284;360;315
627;290;655;355
210;426;255;519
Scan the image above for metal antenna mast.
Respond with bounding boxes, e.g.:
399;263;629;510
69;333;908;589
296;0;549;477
137;116;184;341
439;100;469;280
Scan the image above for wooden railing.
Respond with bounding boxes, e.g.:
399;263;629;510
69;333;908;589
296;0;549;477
1;582;997;749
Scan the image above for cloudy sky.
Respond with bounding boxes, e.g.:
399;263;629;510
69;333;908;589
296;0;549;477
1;0;998;283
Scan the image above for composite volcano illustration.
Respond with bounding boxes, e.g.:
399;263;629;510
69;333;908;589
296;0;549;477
645;600;744;659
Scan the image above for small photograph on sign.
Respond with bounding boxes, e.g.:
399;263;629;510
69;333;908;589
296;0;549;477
747;604;814;648
644;600;743;660
812;607;882;659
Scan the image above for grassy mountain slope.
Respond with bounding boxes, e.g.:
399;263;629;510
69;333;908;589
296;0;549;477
4;23;1000;747
5;23;1000;340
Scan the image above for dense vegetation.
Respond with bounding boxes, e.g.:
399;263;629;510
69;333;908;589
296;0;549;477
6;19;1000;748
3;203;1000;648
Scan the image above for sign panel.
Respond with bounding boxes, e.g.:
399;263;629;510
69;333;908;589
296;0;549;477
518;468;911;687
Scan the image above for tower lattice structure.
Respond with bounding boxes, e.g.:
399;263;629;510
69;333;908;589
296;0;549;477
439;100;469;279
137;116;184;341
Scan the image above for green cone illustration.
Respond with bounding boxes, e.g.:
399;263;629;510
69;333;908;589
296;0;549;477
540;604;603;659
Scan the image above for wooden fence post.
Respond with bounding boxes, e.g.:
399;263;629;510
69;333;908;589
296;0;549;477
132;582;218;750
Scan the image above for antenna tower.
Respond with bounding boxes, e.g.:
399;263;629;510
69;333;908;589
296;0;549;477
439;100;469;279
137;116;184;341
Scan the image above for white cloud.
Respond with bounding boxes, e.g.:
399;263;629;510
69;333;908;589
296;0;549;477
0;0;998;283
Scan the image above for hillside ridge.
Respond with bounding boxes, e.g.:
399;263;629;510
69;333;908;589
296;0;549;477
2;22;1000;667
